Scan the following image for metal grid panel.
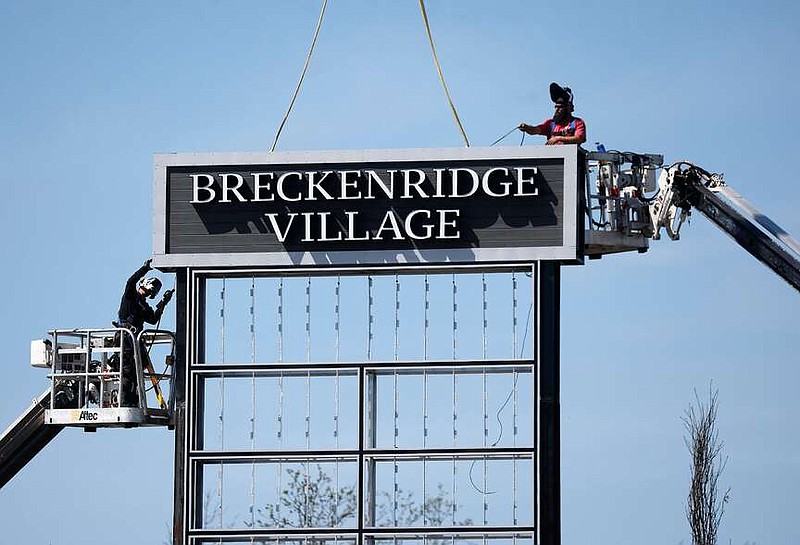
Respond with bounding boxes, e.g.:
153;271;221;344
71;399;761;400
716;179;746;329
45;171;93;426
180;267;546;545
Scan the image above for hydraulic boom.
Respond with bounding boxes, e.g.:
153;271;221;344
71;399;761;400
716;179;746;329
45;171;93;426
0;389;63;488
585;152;800;292
650;162;800;292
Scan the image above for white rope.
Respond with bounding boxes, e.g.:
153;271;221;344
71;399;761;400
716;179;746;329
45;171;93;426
452;274;458;359
335;277;341;362
277;279;284;363
423;274;430;360
422;368;429;525
393;368;399;525
451;363;458;524
305;277;312;363
305;370;311;448
513;453;519;525
418;0;470;147
367;276;374;360
276;370;284;521
512;273;518;358
482;273;488;359
269;0;328;152
334;370;340;445
218;279;226;529
394;274;400;362
250;277;256;364
249;278;256;527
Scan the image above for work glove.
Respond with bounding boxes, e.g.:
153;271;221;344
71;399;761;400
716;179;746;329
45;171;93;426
156;289;173;313
143;258;153;270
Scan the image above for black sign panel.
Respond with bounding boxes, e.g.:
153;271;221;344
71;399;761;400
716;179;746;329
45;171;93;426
153;147;582;268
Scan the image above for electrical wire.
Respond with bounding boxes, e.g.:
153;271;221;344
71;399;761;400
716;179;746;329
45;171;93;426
142;314;164;394
418;0;470;147
519;301;533;358
467;370;521;495
490;126;528;147
490;126;519;147
467;292;533;495
269;0;328;153
143;291;173;393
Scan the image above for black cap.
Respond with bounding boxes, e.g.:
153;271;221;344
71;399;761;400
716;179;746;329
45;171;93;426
549;82;573;106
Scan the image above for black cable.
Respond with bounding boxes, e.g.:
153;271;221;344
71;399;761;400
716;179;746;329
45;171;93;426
143;315;163;394
467;300;534;495
143;290;174;393
489;126;520;146
491;371;521;447
519;301;533;356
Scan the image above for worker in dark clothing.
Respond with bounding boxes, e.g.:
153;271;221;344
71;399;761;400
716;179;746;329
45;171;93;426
519;82;587;146
115;258;173;407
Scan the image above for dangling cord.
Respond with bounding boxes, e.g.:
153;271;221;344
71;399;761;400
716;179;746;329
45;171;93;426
489;126;519;147
418;0;470;147
217;279;226;529
269;0;329;152
249;277;257;529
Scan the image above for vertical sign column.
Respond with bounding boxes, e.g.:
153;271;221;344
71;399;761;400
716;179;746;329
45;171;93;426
536;262;561;545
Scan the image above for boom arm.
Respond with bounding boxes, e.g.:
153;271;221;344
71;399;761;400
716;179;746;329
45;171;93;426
0;389;64;488
651;163;800;292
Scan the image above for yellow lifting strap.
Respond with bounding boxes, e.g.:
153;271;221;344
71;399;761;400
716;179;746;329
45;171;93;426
143;358;168;411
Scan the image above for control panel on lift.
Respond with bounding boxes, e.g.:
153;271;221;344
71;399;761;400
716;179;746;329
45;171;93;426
30;327;176;428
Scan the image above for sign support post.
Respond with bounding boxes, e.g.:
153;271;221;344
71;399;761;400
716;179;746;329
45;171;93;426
536;261;561;545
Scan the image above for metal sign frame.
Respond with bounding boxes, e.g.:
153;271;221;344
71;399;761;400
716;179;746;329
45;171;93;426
170;263;560;545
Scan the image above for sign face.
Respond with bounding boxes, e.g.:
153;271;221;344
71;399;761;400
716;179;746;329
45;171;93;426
153;147;583;268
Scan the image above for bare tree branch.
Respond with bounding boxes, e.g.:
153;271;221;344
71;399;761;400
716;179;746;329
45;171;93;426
684;384;730;545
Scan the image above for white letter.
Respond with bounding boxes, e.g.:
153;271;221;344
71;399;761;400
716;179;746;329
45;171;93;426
340;170;363;199
482;167;512;197
365;170;395;199
345;211;370;240
450;168;479;198
433;168;447;197
437;209;461;239
277;172;303;202
375;210;404;240
402;169;428;199
252;172;275;202
220;173;247;203
306;171;335;200
515;167;539;196
190;174;216;204
318;212;344;241
404;209;434;240
264;213;297;242
302;212;315;242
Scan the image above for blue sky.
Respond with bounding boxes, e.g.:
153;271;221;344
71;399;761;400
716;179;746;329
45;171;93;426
0;1;798;544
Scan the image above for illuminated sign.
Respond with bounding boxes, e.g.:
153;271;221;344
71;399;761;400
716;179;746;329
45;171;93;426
152;147;583;268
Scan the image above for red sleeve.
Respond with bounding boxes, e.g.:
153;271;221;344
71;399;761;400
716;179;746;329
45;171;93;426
573;117;587;143
535;118;553;137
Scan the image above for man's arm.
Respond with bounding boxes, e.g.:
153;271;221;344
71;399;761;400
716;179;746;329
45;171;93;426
145;289;174;325
519;123;542;135
124;258;152;293
519;120;550;136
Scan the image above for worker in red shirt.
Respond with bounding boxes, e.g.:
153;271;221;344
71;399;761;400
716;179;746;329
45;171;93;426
519;82;586;146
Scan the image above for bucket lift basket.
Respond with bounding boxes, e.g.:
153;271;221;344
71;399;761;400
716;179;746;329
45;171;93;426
37;327;176;428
